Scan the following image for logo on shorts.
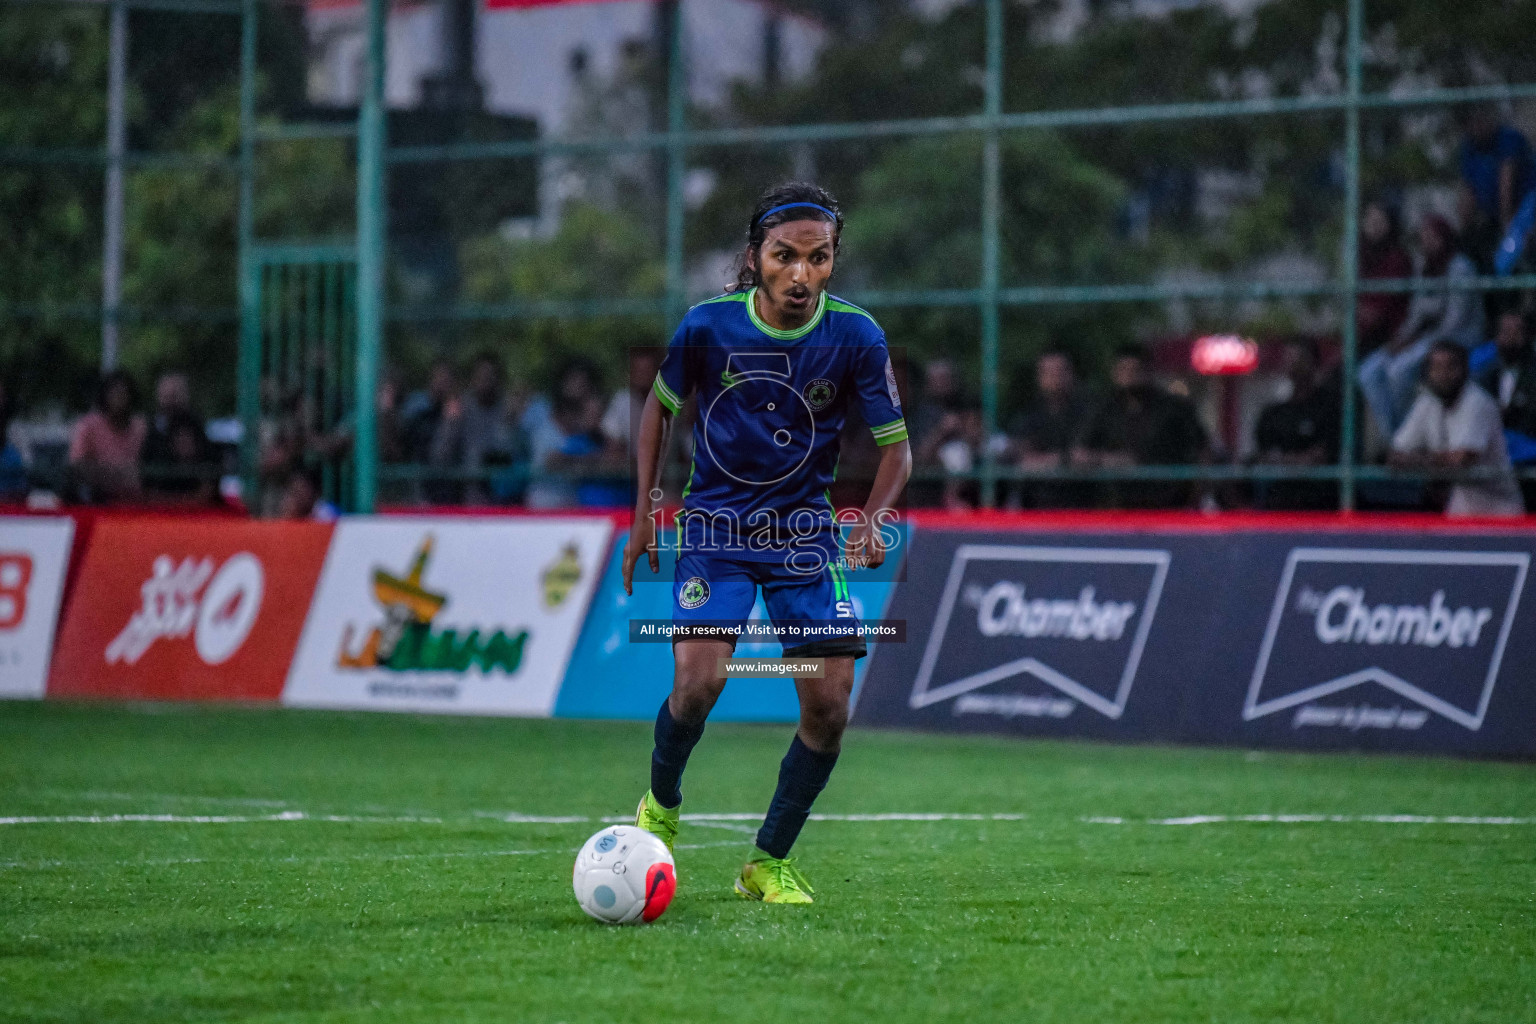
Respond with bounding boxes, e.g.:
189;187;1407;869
803;378;836;412
679;577;710;610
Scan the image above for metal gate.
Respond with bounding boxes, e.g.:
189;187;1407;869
239;243;358;515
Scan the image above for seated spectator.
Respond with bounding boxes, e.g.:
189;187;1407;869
1007;347;1091;508
1457;105;1535;270
1073;344;1208;509
143;371;199;465
1357;200;1412;356
0;382;27;501
145;411;218;506
431;351;529;505
1358;215;1484;438
1252;339;1341;510
69;369;145;504
374;371;408;466
1390;341;1523;517
527;357;621;508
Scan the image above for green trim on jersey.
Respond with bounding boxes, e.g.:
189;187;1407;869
870;417;909;446
745;286;827;340
652;373;682;415
680;454;697;501
825;297;880;328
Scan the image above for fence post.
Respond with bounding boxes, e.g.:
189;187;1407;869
236;0;260;507
663;1;686;332
355;0;388;514
979;0;1004;508
1338;0;1364;510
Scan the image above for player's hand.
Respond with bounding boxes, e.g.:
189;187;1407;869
622;511;660;595
842;519;886;571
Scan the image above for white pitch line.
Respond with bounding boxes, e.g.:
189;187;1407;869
0;812;442;826
1084;814;1536;826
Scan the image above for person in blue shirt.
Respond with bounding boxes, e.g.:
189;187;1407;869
621;182;912;904
0;381;27;501
1458;105;1536;271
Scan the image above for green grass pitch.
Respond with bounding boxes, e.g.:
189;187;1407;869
2;703;1534;1023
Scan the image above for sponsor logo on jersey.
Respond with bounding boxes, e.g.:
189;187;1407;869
803;377;836;411
335;535;531;674
908;545;1169;720
678;577;710;610
1245;548;1528;731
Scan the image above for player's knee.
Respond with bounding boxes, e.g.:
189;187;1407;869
798;691;849;745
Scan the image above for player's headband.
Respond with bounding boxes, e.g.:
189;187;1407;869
753;202;838;229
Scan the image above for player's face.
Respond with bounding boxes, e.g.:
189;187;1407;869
754;219;835;325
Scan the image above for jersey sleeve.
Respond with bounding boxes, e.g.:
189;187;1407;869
854;331;908;446
652;319;693;415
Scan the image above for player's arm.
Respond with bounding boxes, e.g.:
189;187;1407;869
844;438;911;571
622;388;674;595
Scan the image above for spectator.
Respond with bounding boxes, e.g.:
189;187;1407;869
276;465;338;521
401;359;458;464
1007;347;1091;508
375;371;408;466
0;382;27;501
1357;200;1413;356
143;372;199;463
1252;339;1341;510
527;357;619;508
1358;215;1484;438
145;411;218;506
69;369;145;503
1475;309;1536;439
1073;344;1208;509
910;359;984;507
431;351;528;505
1457;105;1536;269
1390;341;1523;517
601;347;663;456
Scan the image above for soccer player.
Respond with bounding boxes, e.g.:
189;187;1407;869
621;182;912;904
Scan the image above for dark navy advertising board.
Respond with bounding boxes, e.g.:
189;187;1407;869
855;527;1536;757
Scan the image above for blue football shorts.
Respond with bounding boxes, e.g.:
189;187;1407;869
671;551;866;659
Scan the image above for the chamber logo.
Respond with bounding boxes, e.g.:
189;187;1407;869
909;546;1169;720
1245;549;1528;731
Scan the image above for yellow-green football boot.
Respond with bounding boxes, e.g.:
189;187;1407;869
634;789;680;853
734;852;815;904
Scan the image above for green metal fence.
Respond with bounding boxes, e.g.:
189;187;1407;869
6;0;1536;512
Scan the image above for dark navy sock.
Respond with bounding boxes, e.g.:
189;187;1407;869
650;698;706;809
754;734;840;859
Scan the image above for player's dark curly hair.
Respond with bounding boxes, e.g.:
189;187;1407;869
726;181;844;293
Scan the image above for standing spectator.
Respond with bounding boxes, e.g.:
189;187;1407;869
1390;341;1523;517
0;381;27;501
1358;215;1484;438
1356;200;1413;356
910;358;983;507
1475;309;1536;438
601;346;663;457
69;369;145;503
1007;347;1091;508
1457;105;1536;270
143;371;210;496
1252;339;1341;510
401;359;458;464
1073;345;1208;509
144;412;218;506
431;351;528;505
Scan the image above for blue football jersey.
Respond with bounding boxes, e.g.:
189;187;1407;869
652;287;906;564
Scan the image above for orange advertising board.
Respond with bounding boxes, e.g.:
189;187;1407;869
48;519;333;701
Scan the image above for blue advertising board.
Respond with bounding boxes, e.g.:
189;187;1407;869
854;527;1536;757
555;529;904;721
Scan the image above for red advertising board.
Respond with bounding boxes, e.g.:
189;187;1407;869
48;519;333;701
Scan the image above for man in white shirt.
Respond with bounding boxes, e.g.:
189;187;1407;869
1390;340;1524;517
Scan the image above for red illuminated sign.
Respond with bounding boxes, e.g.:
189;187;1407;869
1191;334;1260;376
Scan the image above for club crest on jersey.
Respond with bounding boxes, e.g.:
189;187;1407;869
803;378;836;412
679;577;710;610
